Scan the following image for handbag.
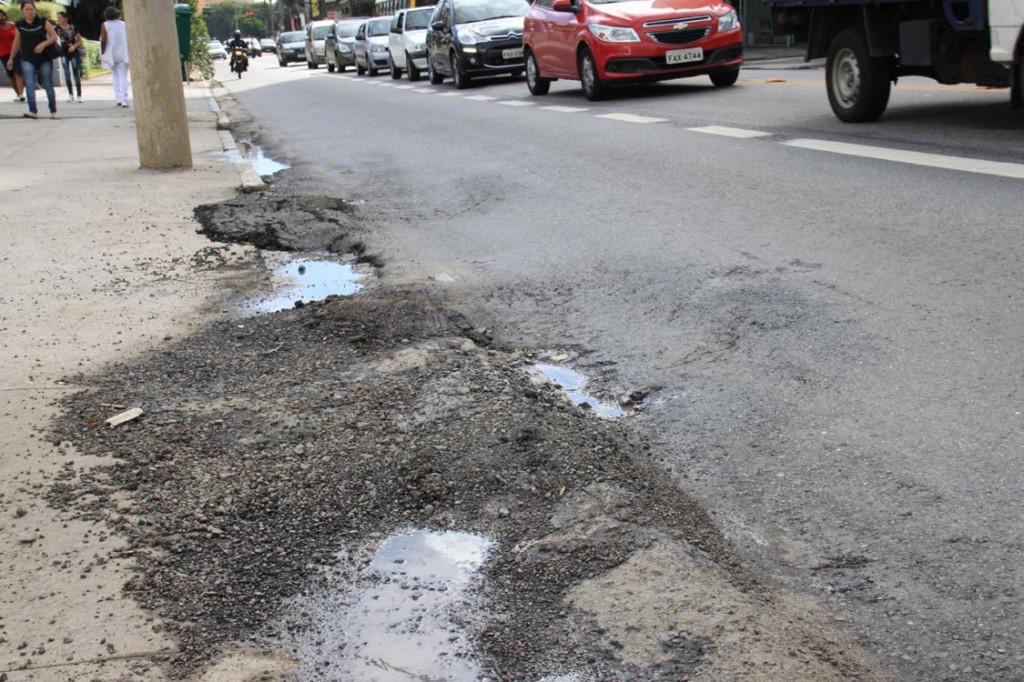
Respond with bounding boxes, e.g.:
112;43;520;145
45;41;61;60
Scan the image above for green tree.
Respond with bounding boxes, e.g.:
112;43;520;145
187;0;215;79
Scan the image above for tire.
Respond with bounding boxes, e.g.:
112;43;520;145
407;54;421;81
710;68;739;87
327;61;335;73
825;28;893;123
368;64;378;77
578;47;608;101
428;55;444;84
525;50;550;96
451;50;471;89
339;63;347;73
279;59;286;67
356;58;366;76
389;57;401;79
307;60;315;69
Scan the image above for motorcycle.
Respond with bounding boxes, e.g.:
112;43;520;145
230;48;248;78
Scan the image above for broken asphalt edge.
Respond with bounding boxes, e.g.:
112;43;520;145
206;83;265;193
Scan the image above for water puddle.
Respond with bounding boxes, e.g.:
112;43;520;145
288;530;493;681
227;140;290;176
243;255;366;315
529;363;631;418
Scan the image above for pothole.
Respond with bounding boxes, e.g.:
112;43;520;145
529;363;632;418
285;530;493;680
243;254;367;315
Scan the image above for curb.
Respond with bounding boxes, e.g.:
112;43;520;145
205;84;264;192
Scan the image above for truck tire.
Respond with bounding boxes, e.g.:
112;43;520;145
826;28;892;122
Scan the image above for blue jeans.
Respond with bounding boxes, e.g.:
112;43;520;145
61;52;81;97
21;59;56;114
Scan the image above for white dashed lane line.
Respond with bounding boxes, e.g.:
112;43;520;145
498;100;535;107
413;88;434;93
438;91;463;96
541;105;589;113
596;112;668;124
688;125;772;138
465;95;497;101
783;139;1024;180
394;85;415;90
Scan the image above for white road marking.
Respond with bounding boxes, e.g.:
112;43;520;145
596;113;667;124
465;95;497;101
413;88;434;93
379;83;395;87
438;91;463;96
541;105;589;113
782;139;1024;180
394;85;415;89
688;125;771;138
498;100;535;107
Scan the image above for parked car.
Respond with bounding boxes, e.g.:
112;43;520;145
353;16;394;76
277;30;306;66
325;18;367;72
425;0;530;88
305;19;336;68
523;0;743;100
260;38;277;53
208;39;228;60
387;7;434;81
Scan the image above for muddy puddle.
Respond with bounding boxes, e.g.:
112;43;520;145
286;530;493;680
529;364;631;418
244;255;366;314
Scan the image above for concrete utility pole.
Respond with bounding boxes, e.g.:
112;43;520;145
123;0;193;169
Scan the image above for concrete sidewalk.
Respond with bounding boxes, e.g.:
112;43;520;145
0;76;258;681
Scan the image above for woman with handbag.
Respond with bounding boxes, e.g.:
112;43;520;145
55;11;82;103
6;1;59;119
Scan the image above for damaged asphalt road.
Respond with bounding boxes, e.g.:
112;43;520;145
45;189;883;681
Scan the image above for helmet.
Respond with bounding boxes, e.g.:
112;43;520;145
234;29;241;37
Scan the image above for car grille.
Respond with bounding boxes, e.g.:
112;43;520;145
642;14;711;27
648;27;710;44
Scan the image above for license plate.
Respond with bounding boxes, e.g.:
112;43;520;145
502;48;523;60
665;47;703;64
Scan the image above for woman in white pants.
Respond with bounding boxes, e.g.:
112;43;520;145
100;7;129;107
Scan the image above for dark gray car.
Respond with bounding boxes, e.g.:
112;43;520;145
276;30;306;66
325;18;368;72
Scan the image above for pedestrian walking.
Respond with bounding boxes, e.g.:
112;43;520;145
100;7;128;108
0;9;26;102
6;1;59;120
55;11;82;103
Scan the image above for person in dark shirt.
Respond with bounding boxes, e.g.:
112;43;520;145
227;30;248;73
55;11;83;102
6;1;59;119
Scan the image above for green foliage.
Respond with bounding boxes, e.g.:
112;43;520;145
205;1;270;42
351;0;375;17
186;0;215;79
4;1;67;23
81;39;102;79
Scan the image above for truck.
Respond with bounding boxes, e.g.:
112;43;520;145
764;0;1024;121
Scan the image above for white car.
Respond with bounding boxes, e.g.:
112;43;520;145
387;7;433;81
208;40;227;60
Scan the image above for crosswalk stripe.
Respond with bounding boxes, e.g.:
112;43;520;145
596;113;667;124
541;105;589;113
688;125;771;138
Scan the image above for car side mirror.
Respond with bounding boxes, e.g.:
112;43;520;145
431;20;444;30
393;27;402;33
551;0;578;11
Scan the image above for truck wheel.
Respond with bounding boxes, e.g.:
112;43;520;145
826;28;892;122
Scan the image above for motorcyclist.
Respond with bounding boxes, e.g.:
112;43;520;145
227;30;248;72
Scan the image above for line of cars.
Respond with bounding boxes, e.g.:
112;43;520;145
277;0;744;100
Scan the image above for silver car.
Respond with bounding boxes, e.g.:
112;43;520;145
353;17;394;77
325;18;367;72
304;19;335;68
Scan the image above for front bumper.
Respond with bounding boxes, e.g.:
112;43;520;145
460;39;525;77
280;48;303;62
369;51;390;68
597;33;743;82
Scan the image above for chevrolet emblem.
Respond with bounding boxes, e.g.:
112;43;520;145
673;22;690;29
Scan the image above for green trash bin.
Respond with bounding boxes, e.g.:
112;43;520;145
174;4;192;81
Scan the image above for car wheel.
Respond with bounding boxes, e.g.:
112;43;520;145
327;61;335;73
451;50;471;89
525;50;550;96
578;47;608;101
709;68;739;87
428;55;444;84
826;28;893;122
407;54;420;81
279;59;286;67
356;58;366;76
368;63;379;77
389;57;401;79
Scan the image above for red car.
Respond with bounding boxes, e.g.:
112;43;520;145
523;0;743;100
